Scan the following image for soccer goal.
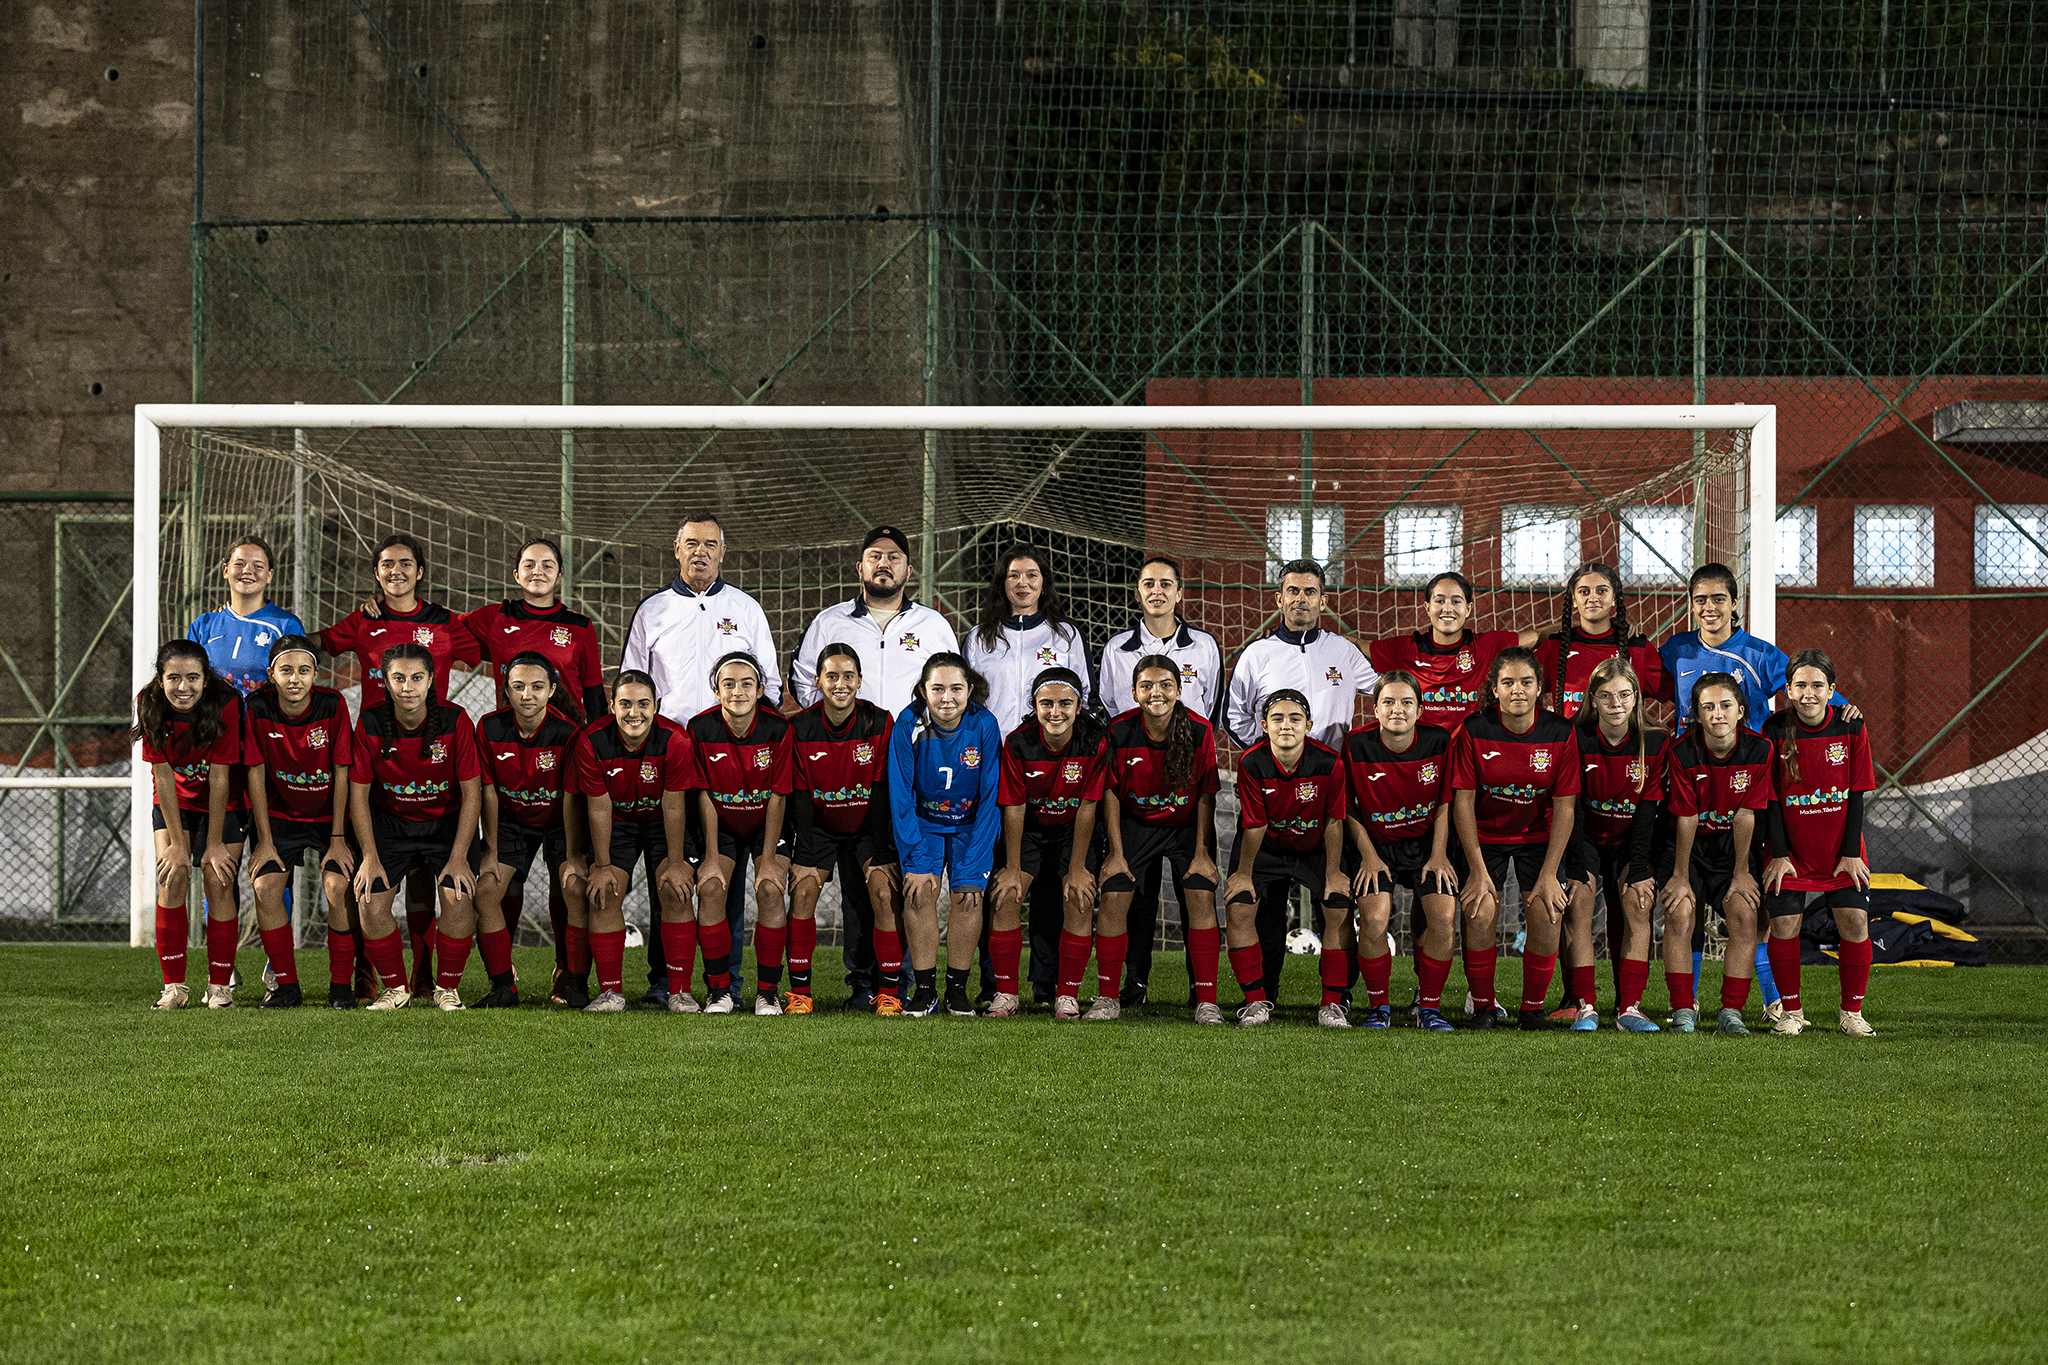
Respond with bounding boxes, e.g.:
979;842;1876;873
128;402;1776;945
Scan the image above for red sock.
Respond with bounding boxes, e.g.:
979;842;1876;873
700;919;733;990
435;930;474;990
1416;952;1452;1011
1187;925;1221;1004
1094;931;1128;999
1463;946;1497;1010
1767;936;1802;1011
478;926;513;978
1228;943;1266;1003
1359;950;1392;1008
1519;951;1558;1012
1837;936;1872;1012
155;904;190;985
1568;963;1597;1010
875;928;904;998
990;927;1023;993
755;923;787;992
590;928;626;995
1617;958;1650;1011
1666;970;1697;1011
363;929;407;989
1319;947;1349;1007
256;926;298;986
1720;972;1753;1012
661;919;698;996
1055;929;1090;999
566;925;591;974
205;917;238;988
326;928;355;986
789;917;818;979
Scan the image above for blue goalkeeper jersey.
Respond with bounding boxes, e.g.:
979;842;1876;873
1660;627;1844;725
888;702;1004;879
187;602;307;695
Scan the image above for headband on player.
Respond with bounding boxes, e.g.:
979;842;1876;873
266;634;321;667
1031;666;1085;704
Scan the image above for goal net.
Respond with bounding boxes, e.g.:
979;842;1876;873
130;403;1774;949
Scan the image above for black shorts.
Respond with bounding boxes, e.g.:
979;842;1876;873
1101;818;1213;895
606;818;675;886
1004;822;1102;881
718;824;793;865
1764;884;1869;920
1454;841;1555;900
494;821;568;884
1652;829;1759;912
1352;835;1457;899
792;822;897;875
1228;837;1352;910
153;804;253;846
1569;836;1638;895
252;816;347;877
366;809;483;890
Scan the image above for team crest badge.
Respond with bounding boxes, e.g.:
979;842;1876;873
640;760;658;783
1826;741;1848;766
550;626;571;648
752;749;773;771
898;632;920;651
1181;663;1198;684
1456;650;1475;672
716;618;738;636
1419;763;1438;785
1730;771;1752;793
536;751;556;772
1063;760;1084;783
1627;759;1646;784
854;741;875;765
255;630;272;648
413;627;436;646
1529;750;1551;773
1035;646;1059;666
1325;666;1344;686
428;739;448;764
308;727;329;749
961;747;981;769
1298;782;1319;801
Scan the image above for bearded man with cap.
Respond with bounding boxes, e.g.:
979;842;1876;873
790;526;960;1007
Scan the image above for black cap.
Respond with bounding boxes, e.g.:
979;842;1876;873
862;525;912;557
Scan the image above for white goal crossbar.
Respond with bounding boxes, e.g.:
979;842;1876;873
130;401;1777;943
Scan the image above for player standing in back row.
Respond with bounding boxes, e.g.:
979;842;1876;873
186;534;306;695
1368;572;1530;733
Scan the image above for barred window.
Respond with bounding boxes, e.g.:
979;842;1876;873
1976;505;2048;587
1500;506;1578;587
1617;504;1692;586
1775;504;1818;587
1383;506;1461;587
1854;505;1934;587
1267;504;1344;587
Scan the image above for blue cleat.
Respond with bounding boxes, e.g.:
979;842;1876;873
1569;1003;1599;1031
1671;1007;1699;1033
1615;1006;1661;1033
1416;1007;1456;1032
1358;1005;1392;1029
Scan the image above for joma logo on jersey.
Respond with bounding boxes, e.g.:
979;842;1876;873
1325;667;1344;686
308;728;329;749
961;747;981;769
1063;759;1084;783
752;749;773;771
639;760;658;782
550;626;572;648
853;741;875;765
1529;750;1551;773
1825;741;1849;766
413;627;436;647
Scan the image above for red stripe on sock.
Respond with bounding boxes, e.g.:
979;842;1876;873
1228;944;1266;1003
1836;936;1872;1013
1767;936;1802;1011
990;927;1022;993
1416;952;1452;1011
205;917;238;988
1187;926;1221;1004
1359;950;1393;1008
155;904;190;985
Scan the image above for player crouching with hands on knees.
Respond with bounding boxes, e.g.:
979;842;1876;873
1343;671;1459;1031
689;653;795;1015
888;653;1004;1017
1225;690;1353;1028
242;636;357;1009
1760;650;1878;1038
992;667;1110;1018
1094;657;1223;1023
570;670;700;1013
137;641;249;1009
1450;647;1579;1031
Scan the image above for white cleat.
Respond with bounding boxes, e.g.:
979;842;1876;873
1763;999;1786;1027
1052;995;1081;1020
152;983;189;1011
584;989;626;1013
1772;1006;1808;1036
1316;1003;1350;1028
1192;1001;1225;1026
432;987;466;1012
365;985;412;1011
202;984;235;1009
667;992;701;1014
983;992;1021;1018
262;961;278;993
754;992;784;1016
703;989;737;1015
1839;1009;1876;1037
1081;997;1121;1021
1237;999;1274;1028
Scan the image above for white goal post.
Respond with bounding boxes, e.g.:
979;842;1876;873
130;401;1777;945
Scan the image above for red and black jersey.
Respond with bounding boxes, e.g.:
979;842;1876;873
790;700;893;838
1105;707;1220;828
999;720;1111;830
689;706;796;839
1236;738;1348;854
143;696;247;814
478;709;580;831
1535;629;1669;720
1343;723;1451;846
1368;629;1519;733
1761;708;1875;891
1450;709;1581;845
461;599;607;720
320;601;480;711
241;686;352;823
1574;726;1669;848
350;702;482;822
572;716;697;825
1663;729;1773;840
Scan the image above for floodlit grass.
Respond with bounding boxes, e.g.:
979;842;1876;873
2;946;2044;1363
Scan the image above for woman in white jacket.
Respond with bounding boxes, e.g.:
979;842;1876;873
966;545;1092;733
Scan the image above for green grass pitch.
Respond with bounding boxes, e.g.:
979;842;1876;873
2;946;2044;1363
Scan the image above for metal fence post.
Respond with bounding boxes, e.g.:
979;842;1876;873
561;226;577;601
920;1;942;593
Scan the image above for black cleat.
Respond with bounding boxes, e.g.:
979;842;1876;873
845;988;878;1013
558;973;592;1010
1119;978;1149;1009
903;988;940;1017
946;984;978;1017
1462;1007;1496;1031
974;983;997;1013
473;981;521;1009
259;981;303;1009
1518;1008;1558;1032
328;982;359;1010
